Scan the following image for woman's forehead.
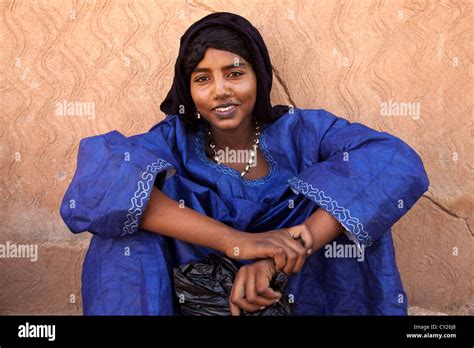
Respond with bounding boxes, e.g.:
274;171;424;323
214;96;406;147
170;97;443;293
193;48;247;69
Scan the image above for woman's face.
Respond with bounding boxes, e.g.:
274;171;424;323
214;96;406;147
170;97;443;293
190;47;257;132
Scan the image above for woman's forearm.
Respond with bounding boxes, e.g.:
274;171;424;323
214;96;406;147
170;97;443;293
140;186;236;254
303;208;345;254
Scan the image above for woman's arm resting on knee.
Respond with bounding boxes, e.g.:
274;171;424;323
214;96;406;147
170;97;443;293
140;187;301;270
140;186;235;255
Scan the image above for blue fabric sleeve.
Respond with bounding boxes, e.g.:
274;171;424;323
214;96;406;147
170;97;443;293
60;128;176;238
287;109;429;247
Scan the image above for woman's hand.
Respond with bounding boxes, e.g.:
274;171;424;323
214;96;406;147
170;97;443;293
225;224;314;274
229;258;281;316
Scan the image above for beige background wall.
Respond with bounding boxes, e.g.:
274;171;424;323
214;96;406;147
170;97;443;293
0;0;472;314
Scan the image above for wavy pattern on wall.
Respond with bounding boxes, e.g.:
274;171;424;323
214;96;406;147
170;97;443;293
0;0;472;314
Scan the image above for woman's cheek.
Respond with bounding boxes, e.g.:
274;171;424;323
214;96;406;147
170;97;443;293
237;81;257;102
193;89;209;108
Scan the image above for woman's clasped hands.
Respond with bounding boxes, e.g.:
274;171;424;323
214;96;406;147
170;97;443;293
225;224;314;315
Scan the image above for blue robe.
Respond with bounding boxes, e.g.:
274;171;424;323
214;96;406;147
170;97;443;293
60;108;429;315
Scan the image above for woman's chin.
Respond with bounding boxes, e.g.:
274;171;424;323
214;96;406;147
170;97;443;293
209;117;247;131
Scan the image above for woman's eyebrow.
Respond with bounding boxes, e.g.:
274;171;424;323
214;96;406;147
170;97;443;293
192;62;247;73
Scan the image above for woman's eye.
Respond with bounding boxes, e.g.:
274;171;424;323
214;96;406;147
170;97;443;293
229;71;244;78
195;76;208;82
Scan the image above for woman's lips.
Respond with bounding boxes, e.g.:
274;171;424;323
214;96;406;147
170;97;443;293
213;105;238;118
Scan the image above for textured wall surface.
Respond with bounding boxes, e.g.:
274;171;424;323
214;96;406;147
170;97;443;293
0;0;472;314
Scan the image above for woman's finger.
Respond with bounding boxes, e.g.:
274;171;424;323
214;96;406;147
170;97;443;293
259;287;282;300
255;271;282;303
268;240;295;274
236;272;266;314
275;239;298;274
244;268;258;305
286;242;308;273
298;225;315;252
289;225;314;252
271;245;286;271
283;249;297;275
236;297;264;313
280;237;307;273
245;269;275;307
230;271;245;316
230;269;262;314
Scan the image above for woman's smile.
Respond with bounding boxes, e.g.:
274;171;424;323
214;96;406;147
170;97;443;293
213;104;239;118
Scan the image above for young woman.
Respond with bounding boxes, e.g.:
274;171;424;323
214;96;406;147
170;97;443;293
60;12;429;316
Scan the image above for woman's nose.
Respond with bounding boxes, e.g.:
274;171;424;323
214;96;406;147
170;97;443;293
212;76;231;98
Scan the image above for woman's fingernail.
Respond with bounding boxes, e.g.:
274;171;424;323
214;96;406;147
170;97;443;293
307;249;312;255
260;306;265;310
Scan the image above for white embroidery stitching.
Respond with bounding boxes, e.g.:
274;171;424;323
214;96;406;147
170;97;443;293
122;159;173;236
287;177;372;246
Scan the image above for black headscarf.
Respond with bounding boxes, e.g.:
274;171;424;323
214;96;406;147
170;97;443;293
159;12;290;130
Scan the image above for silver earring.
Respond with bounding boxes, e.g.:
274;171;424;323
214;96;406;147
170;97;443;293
195;111;201;119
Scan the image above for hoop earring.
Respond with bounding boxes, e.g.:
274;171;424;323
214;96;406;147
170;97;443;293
195;110;201;119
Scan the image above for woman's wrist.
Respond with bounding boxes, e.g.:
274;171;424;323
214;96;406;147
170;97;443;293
220;226;243;257
303;208;345;255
